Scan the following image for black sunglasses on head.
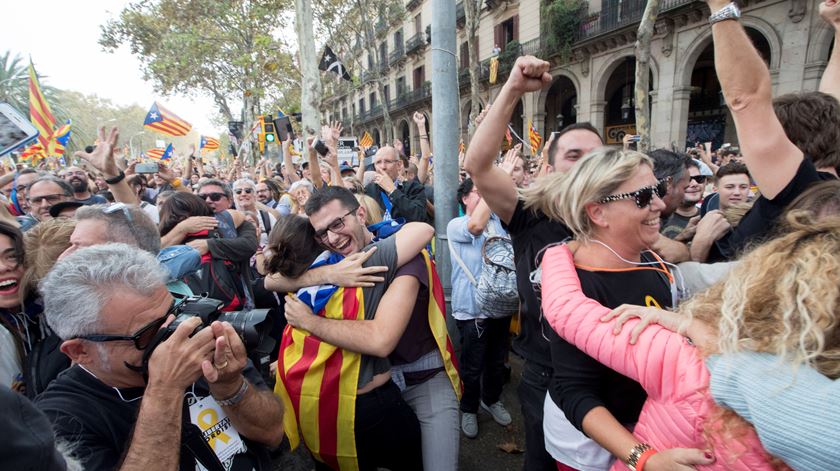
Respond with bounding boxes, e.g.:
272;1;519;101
598;179;669;208
199;192;226;202
75;299;180;351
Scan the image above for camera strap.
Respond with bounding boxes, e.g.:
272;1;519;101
182;399;226;471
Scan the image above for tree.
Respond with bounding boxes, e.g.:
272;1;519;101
295;0;322;139
314;0;405;143
100;0;299;154
0;52;30;112
463;0;482;139
634;0;660;153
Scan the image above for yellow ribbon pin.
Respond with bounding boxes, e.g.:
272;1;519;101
197;408;232;450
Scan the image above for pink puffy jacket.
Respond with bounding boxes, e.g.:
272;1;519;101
540;245;783;471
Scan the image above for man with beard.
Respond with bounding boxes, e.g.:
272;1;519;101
61;166;108;205
661;161;703;242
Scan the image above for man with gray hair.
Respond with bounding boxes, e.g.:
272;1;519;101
19;176;74;231
363;146;430;223
35;243;284;470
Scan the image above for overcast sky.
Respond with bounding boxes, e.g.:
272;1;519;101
2;0;223;135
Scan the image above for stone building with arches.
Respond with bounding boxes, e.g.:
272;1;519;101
321;0;833;156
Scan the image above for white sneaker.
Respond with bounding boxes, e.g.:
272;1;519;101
480;400;512;426
461;412;478;438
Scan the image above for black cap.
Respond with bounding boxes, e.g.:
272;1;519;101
0;387;68;470
48;201;84;218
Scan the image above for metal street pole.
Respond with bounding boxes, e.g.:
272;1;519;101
431;0;459;340
129;132;144;160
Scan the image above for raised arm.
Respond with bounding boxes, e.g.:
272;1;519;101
708;0;802;198
463;56;551;224
74;127;138;205
282;138;300;186
413;112;432;184
819;2;840;103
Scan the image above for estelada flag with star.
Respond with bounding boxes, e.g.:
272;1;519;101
144;102;192;136
145;143;174;161
200;135;220;151
528;120;542;155
319;45;352;81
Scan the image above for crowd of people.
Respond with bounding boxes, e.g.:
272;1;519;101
2;1;840;470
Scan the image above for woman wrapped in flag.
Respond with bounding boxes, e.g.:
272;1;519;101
264;186;461;471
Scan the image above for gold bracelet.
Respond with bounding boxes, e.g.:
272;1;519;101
627;443;652;471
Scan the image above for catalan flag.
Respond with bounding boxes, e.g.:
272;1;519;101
19;142;45;161
200;135;220;150
359;131;373;149
528;120;542;155
145;143;174;161
505;126;513;147
144;102;192;136
28;61;55;149
489;57;500;85
275;248;460;471
47;120;71;157
459;140;466;154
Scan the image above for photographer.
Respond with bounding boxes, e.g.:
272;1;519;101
36;244;283;471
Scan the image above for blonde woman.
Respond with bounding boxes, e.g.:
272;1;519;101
355;194;383;226
524;147;712;470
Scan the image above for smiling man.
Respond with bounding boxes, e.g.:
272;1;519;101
62;166;107;205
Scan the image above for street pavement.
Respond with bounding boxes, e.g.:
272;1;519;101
273;355;528;470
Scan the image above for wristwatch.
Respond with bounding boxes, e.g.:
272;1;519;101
627;443;652;471
709;2;741;24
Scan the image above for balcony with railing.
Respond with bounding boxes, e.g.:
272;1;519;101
406;0;422;12
575;0;699;43
389;45;405;66
406;32;426;55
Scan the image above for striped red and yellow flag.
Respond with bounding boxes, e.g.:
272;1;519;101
359;131;373;149
528;120;542;155
200;135;220;150
28;61;56;149
459;140;466;155
421;249;463;400
505;126;513;147
276;287;364;471
144;102;192;136
20;142;45;161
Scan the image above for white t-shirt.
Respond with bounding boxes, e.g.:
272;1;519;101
140;201;160;224
543;392;614;471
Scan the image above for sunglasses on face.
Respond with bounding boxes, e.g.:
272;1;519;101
234;188;254;195
199;192;226;202
313;207;358;241
75;299;180;351
690;175;707;184
598;179;669;208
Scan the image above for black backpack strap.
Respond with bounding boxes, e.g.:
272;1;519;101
181;400;226;471
259;210;271;235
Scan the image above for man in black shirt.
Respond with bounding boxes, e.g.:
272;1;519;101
364;146;430;223
36;244;284;471
464;56;603;470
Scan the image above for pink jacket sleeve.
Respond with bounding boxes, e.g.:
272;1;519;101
540;245;702;402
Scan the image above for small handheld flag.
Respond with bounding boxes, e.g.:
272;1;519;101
200;136;220;150
47;120;71;157
489;57;500;85
144;102;192;136
145;143;174;161
319;45;352;81
359;131;374;149
528;120;542;155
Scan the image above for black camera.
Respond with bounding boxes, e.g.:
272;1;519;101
133;297;276;381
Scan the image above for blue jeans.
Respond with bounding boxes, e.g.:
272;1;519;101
518;359;557;471
456;317;512;413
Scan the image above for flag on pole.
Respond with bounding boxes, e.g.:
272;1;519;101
528;120;542;155
359;131;374;149
318;45;352;81
489;57;500;85
28;60;56;149
505;126;513;147
144;102;192;136
20;142;46;161
200;136;220;150
145;143;174;161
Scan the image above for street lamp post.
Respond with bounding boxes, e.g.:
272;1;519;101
129;132;144;160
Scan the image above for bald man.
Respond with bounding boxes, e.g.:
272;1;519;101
363;146;430;223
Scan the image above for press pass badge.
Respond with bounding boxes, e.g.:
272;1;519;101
189;395;246;470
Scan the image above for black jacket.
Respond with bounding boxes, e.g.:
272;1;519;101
364;179;430;223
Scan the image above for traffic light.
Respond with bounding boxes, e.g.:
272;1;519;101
263;114;277;143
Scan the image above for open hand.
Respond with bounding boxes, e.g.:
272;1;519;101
499;143;522;175
201;321;248;387
601;304;686;344
74;126;120;178
329;246;387;287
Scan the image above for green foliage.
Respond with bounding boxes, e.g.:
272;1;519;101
100;0;299;124
541;0;586;60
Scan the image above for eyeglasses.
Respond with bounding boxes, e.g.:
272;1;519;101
313;207;358;241
199;192;226;202
75;299;180;350
234;188;254;195
28;193;66;205
104;203;134;224
598;180;669;208
690;175;707;184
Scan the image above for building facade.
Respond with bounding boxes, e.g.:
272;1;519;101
321;0;833;156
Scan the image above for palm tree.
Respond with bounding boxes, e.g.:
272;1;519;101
0;51;29;111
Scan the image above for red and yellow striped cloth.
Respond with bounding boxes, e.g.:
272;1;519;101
275;250;461;471
528;120;542;156
28;61;56;149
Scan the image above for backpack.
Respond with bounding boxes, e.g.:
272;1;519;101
182;230;246;312
449;220;519;318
